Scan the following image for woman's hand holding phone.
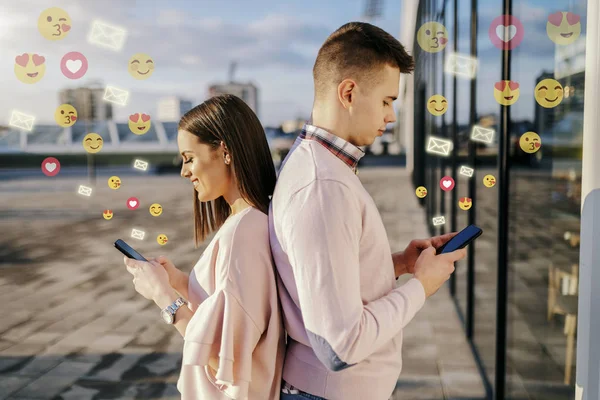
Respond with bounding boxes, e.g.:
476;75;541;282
151;256;189;298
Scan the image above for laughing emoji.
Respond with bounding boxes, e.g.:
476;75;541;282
458;197;472;210
128;53;155;80
128;113;151;135
416;22;449;53
427;94;448;116
149;203;163;217
493;80;520;106
547;12;581;45
82;133;103;154
14;53;46;84
534;79;563;108
37;7;71;41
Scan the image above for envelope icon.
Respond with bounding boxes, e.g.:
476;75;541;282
78;185;92;196
433;216;446;226
445;52;478;79
134;159;148;171
103;86;129;106
131;229;145;240
427;136;452;157
471;125;495;144
88;20;127;51
9;111;35;132
459;166;474;177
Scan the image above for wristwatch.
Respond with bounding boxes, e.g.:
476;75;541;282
160;297;187;324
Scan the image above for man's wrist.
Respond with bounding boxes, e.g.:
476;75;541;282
393;251;408;278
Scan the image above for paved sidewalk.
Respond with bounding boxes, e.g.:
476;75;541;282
0;166;485;399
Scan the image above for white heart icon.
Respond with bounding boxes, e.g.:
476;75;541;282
443;180;452;188
496;25;517;42
45;162;56;172
129;201;137;207
66;59;82;73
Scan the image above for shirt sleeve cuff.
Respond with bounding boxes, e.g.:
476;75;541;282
404;277;427;312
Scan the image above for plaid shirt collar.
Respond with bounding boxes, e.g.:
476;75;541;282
299;124;365;173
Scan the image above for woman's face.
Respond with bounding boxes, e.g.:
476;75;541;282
177;129;232;202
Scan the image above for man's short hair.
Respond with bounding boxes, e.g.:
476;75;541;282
313;21;414;99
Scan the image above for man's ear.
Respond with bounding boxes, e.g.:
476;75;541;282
338;79;356;109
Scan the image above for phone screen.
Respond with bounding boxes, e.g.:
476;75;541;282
437;225;482;254
114;239;147;261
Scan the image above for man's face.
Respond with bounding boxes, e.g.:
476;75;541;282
347;64;399;147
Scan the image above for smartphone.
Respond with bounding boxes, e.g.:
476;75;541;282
114;239;148;261
436;224;483;254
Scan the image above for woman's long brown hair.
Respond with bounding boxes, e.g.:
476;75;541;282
178;94;277;247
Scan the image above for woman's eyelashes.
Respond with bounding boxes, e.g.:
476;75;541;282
184;157;193;164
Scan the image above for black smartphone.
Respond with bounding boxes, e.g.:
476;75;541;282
436;224;483;255
114;239;147;261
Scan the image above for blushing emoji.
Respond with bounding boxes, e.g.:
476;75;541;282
103;210;113;220
37;7;71;41
519;132;541;154
458;197;472;210
14;53;46;84
128;53;155;79
427;95;448;116
483;174;496;188
547;12;581;45
157;234;168;245
416;22;449;53
54;104;77;127
535;79;563;108
416;186;428;198
108;176;121;190
128;113;151;135
149;203;163;217
494;80;520;106
82;133;103;153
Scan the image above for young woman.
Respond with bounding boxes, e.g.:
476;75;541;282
123;94;285;399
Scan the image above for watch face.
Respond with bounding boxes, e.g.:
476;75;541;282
161;309;173;324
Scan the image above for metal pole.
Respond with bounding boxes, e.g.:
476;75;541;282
449;0;459;297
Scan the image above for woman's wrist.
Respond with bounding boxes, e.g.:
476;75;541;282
173;270;188;294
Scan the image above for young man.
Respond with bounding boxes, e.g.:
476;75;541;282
269;22;467;400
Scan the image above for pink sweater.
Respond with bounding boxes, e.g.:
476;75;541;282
269;137;427;400
177;207;286;400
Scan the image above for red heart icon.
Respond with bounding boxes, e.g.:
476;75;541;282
548;11;563;27
71;116;77;121
141;114;151;122
15;53;29;67
508;81;520;90
566;12;580;25
129;113;140;122
494;81;506;91
62;24;71;32
32;54;45;66
535;142;541;148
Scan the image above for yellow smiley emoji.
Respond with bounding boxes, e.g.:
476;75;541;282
415;186;428;198
14;53;46;84
547;11;581;45
427;94;448;116
416;22;449;53
128;113;152;135
535;79;563;108
458;197;472;210
108;176;121;190
103;210;113;220
483;174;496;188
494;80;520;106
54;104;77;127
157;234;168;245
37;7;71;41
82;133;103;153
149;203;163;217
128;53;155;80
519;131;542;154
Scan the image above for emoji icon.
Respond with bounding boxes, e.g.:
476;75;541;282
427;136;452;156
416;22;449;53
535;79;564;108
78;185;92;196
547;12;581;45
445;52;478;79
128;113;151;135
131;229;145;240
157;234;168;245
103;210;113;220
128;53;155;80
471;125;495;144
459;166;474;177
433;216;446;226
60;52;88;79
416;186;428;198
108;176;121;189
37;7;71;41
519;132;542;154
88;20;127;51
41;157;60;177
14;53;46;84
494;80;520;106
440;176;455;191
82;133;104;153
149;203;163;216
427;94;448;116
133;159;149;171
458;197;472;210
483;174;496;188
127;197;140;210
488;15;524;50
9;111;35;131
54;104;77;127
103;85;129;106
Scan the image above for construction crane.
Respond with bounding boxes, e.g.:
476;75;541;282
228;61;237;83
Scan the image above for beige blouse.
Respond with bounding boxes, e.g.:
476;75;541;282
177;206;285;400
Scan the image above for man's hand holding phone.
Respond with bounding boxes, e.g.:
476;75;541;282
413;246;467;298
